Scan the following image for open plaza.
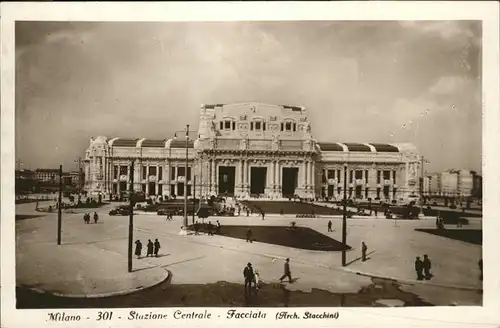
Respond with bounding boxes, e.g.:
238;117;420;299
16;197;482;307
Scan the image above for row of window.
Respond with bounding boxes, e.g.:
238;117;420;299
325;185;398;198
112;182;192;197
219;119;298;132
113;166;191;181
323;169;397;185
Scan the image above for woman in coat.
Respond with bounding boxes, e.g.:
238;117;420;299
134;240;142;259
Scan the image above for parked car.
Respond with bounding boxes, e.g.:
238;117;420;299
109;205;131;216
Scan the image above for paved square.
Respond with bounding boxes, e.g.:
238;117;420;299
16;201;482;305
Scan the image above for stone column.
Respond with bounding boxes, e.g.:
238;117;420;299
243;159;247;189
311;161;316;197
211;158;216;194
304;161;308;188
277;160;281;195
166;162;171;196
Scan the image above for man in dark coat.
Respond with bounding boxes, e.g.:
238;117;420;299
261;211;265;220
154;238;161;257
327;220;332;232
93;212;99;224
415;256;424;280
246;228;253;243
207;221;214;236
423;254;432;279
361;242;368;262
243;262;255;294
216;220;221;234
279;258;293;283
146;239;154;257
194;221;199;235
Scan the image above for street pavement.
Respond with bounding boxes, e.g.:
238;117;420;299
15;202;482;305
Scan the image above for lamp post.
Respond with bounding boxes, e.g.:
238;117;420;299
419;156;430;215
57;164;63;245
128;161;135;272
342;164;347;266
173;125;196;228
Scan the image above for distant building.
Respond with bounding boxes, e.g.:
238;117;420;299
424;169;481;198
35;169;59;183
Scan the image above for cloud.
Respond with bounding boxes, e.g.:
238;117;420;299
15;21;482;173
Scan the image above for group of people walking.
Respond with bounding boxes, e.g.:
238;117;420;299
243;258;294;294
415;254;432;280
82;212;99;224
134;239;161;258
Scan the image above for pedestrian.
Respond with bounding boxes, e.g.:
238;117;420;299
134;240;142;259
374;208;378;217
243;262;255;294
154;238;161;257
415;256;424;280
83;213;87;224
246;228;253;243
478;258;483;281
327;220;332;232
246;209;250;217
216;220;221;234
361;241;368;262
238;207;241;216
207;221;214;236
147;239;154;257
261;211;265;220
423;254;432;279
85;213;90;224
279;258;293;283
93;212;99;224
194;221;199;235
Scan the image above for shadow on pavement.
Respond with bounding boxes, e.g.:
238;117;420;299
346;250;376;266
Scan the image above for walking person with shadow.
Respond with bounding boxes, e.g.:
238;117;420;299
243;262;255;295
279;258;293;284
146;239;154;257
93;212;99;224
154;238;161;257
415;256;424;280
423;254;432;280
361;241;368;262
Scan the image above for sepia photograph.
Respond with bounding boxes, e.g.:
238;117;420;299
12;19;485;310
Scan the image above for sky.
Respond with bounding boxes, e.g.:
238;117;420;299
15;21;482;173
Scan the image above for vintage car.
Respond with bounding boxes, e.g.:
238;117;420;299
109;205;131;216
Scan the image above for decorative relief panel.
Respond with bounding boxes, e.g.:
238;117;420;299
281;140;302;150
249;140;272;150
268;124;279;131
239;115;247;120
238;123;249;130
216;139;240;149
270;116;278;121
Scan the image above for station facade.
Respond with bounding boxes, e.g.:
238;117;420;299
83;103;421;201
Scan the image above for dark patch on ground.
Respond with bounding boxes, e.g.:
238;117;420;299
15;214;45;221
187;225;351;251
16;277;432;309
415;229;482;245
